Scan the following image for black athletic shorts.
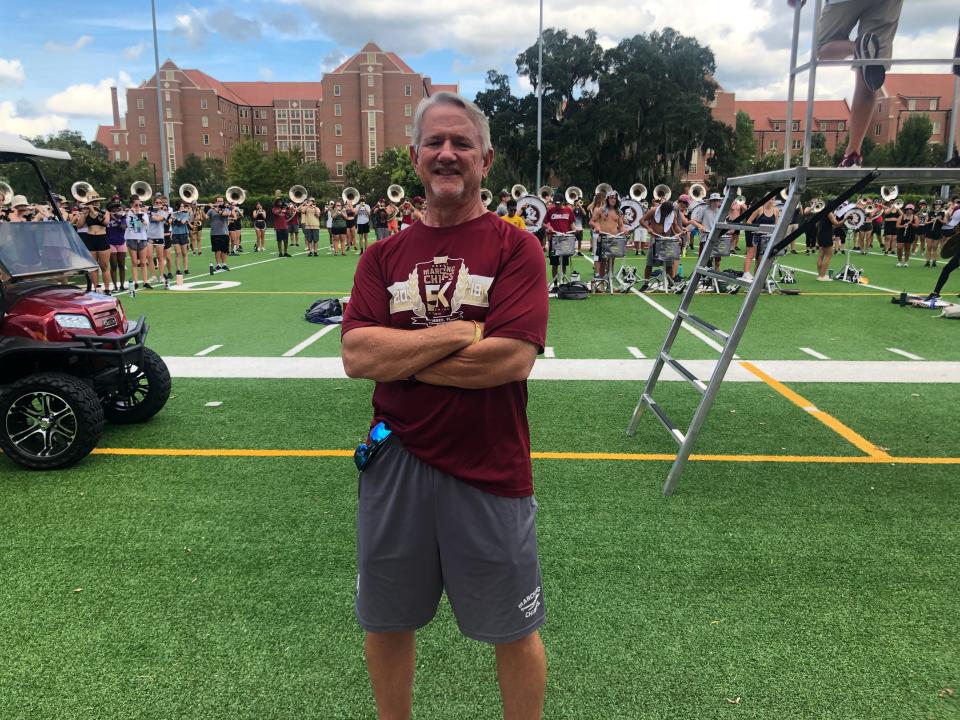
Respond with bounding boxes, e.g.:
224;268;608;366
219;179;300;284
357;222;370;234
81;232;110;252
276;229;289;242
211;234;229;253
170;234;188;246
346;218;357;229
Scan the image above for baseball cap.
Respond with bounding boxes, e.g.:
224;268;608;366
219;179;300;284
677;193;692;204
905;203;915;210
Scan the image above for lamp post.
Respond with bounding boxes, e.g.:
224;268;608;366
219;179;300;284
535;0;543;191
151;0;171;198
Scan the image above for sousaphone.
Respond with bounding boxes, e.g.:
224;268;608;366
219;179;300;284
387;184;404;203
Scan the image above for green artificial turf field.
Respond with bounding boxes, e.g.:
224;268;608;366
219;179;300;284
2;226;959;719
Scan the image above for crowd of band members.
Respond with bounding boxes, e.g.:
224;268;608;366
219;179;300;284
2;186;959;297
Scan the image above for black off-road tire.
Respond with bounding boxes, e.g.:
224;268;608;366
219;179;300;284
0;372;105;470
102;347;171;425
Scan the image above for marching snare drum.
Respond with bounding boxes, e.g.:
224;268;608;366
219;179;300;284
655;235;681;262
600;233;628;258
551;232;577;257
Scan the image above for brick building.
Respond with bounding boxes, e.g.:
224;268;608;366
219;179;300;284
95;42;457;182
871;73;959;149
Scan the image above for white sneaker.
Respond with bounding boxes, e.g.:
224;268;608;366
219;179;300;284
903;262;909;268
742;272;754;282
817;275;831;282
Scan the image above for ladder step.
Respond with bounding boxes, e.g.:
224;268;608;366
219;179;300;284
660;353;706;394
695;267;752;288
642;394;686;445
716;222;775;234
677;310;730;345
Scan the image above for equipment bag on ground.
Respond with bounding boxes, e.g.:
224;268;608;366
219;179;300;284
305;298;343;324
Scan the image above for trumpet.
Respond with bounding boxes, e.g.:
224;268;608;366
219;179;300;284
179;183;199;204
629;183;647;201
289;185;308;204
0;181;13;206
565;186;582;204
538;185;553;202
810;199;826;213
387;184;404;203
130;180;152;203
880;185;899;202
594;182;613;197
652;184;671;202
72;181;96;203
225;186;246;205
342;186;359;205
480;188;493;207
688;183;707;203
511;184;527;200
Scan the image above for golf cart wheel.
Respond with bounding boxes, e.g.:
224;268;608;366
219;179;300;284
103;347;171;425
0;372;104;470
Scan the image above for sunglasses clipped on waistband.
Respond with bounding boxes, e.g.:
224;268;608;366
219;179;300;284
354;421;392;472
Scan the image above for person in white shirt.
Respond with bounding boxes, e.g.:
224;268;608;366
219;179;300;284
690;193;724;272
124;196;152;290
355;196;372;254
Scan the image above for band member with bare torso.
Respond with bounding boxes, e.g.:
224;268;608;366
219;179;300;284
589;191;624;280
639;199;684;284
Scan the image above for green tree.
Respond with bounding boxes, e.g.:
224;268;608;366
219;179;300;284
265;150;302;196
290;160;338;202
227;141;272;193
173;154;226;196
733;111;758;175
890;114;933;167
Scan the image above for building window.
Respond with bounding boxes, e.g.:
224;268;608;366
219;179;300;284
164;70;174;81
404;84;412;96
367;52;376;64
368;75;375;87
304;124;315;134
279;140;288;151
688;161;697;174
404;104;412;117
137;98;144;110
138;115;146;127
334;84;341;97
792;139;802;150
305;141;316;152
165;108;172;119
405;124;413;137
368;94;375;107
772;122;781;131
819;122;829;131
276;109;288;119
112;133;120;145
837;121;845;131
336;144;343;156
336;162;344;177
241;124;249;133
291;124;301;134
201;116;209;128
164;91;170;102
141;152;148;161
139;133;146;145
335;123;342;136
875;124;882;136
260;141;269;151
303;109;315;119
257;125;267;135
253;109;265;119
334;104;342;117
930;99;937;111
239;107;248;118
277;124;288;135
291;109;301;119
114;150;121;161
907;99;916;111
792;121;799;131
769;139;778;150
932;120;941;134
201;99;208;110
202;134;209;145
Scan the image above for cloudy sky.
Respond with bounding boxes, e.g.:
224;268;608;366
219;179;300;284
0;0;956;141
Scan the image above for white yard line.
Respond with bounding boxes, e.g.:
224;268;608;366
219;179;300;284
543;346;556;358
161;356;960;383
627;346;646;359
204;401;223;407
194;344;223;357
630;287;738;357
799;347;830;360
282;325;339;357
886;347;924;361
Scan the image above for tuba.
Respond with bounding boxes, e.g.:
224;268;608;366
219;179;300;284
130;181;152;203
594;182;613;197
179;183;199;204
629;183;648;201
689;183;707;203
864;202;877;216
652;184;671;202
226;186;246;205
565;186;582;204
892;198;904;210
810;199;826;213
72;181;96;204
538;185;554;202
480;188;493;207
387;184;404;203
880;185;898;202
0;181;13;206
289;185;308;204
511;183;528;200
342;186;359;204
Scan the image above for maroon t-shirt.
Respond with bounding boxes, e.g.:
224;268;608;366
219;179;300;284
272;207;288;231
546;206;575;233
342;211;548;497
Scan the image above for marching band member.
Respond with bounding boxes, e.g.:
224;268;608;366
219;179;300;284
170;201;192;278
355;195;372;254
124;195;152;290
106;201;127;292
589;190;624;281
272;198;291;257
544;192;575;291
207;195;232;273
251;202;267;252
926;198;960;300
742;197;779;282
925;199;945;268
639;196;683;286
300;198;322;256
189;202;205;255
895;203;918;267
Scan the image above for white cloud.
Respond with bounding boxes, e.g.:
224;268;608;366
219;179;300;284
176;9;207;49
123;42;146;60
259;67;275;80
0;58;26;86
0;101;68;137
45;72;135;118
43;35;94;53
174;6;261;49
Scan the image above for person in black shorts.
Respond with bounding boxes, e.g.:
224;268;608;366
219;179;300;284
881;202;901;255
810;206;842;281
228;203;243;255
895;203;918;267
206;196;232;272
252;202;267;252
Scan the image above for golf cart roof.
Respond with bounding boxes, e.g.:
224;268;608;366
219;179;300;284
0;133;72;162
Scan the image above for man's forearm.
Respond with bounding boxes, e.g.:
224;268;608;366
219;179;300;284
342;321;475;382
414;337;538;389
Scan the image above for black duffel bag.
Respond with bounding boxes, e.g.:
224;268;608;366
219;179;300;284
557;281;590;300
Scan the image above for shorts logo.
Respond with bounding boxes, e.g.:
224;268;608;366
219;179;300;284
518;586;541;618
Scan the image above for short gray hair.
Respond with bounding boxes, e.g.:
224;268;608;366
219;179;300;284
412;91;492;155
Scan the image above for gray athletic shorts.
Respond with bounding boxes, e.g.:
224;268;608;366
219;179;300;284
356;437;545;644
817;0;902;65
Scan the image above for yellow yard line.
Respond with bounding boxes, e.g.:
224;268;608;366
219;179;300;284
87;447;960;464
738;361;891;459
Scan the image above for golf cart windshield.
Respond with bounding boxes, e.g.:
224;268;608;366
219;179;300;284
0;221;98;280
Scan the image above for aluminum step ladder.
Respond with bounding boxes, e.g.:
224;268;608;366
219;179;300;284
626;166;880;495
